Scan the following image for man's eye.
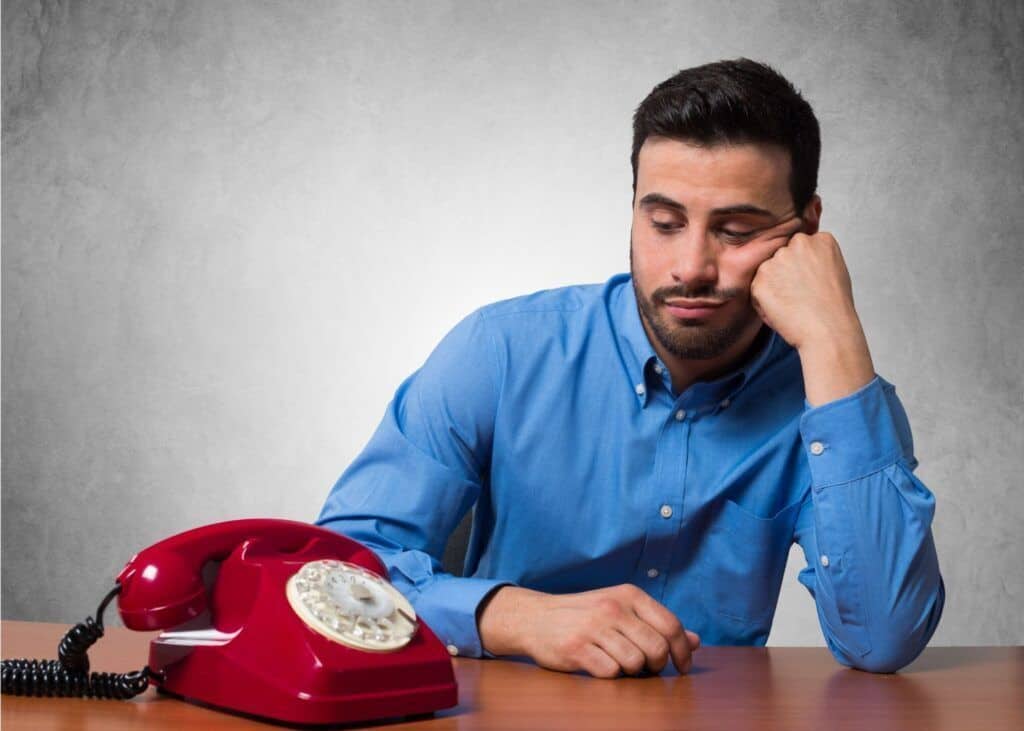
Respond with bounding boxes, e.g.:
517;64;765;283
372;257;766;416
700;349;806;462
718;228;754;243
651;221;680;232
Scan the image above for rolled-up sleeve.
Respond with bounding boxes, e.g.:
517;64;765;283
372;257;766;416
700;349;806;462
316;310;511;657
793;376;945;673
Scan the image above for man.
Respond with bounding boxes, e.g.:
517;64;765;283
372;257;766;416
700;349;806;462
316;59;944;677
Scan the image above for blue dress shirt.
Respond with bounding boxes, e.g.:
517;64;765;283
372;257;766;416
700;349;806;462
317;274;944;672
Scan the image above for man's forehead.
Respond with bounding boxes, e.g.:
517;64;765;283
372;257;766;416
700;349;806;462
636;137;793;211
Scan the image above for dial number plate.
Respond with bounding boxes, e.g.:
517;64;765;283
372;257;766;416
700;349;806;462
286;560;418;652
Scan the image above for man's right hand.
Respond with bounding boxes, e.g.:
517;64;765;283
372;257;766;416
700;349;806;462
476;584;701;678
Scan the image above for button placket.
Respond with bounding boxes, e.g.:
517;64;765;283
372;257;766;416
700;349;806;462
636;402;690;598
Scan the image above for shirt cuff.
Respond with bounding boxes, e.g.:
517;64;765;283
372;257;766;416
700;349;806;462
798;376;903;488
410;576;513;658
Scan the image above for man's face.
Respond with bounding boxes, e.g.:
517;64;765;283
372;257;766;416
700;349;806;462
630;137;813;360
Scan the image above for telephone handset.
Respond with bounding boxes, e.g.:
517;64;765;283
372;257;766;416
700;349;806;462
1;519;458;725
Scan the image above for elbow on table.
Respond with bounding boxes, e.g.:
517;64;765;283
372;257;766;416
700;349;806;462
832;582;945;674
824;631;926;674
846;642;927;674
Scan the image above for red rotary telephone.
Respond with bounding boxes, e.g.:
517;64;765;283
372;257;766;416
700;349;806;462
1;519;458;725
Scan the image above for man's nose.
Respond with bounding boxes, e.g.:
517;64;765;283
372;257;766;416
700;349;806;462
671;228;718;285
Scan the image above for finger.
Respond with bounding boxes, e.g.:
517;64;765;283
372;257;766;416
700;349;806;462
757;215;804;241
593;627;648;676
685;630;701;651
617;614;671;673
755;216;805;259
578;643;623;679
750;292;771;328
630;594;698;673
671;632;696;675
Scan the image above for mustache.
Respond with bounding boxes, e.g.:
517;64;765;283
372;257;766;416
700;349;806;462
651;284;743;304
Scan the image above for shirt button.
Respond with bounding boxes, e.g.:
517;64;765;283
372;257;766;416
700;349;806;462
720;398;730;409
659;504;673;519
810;441;825;456
675;409;686;421
820;555;830;568
647;568;660;578
654;363;664;375
446;644;459;656
635;383;646;396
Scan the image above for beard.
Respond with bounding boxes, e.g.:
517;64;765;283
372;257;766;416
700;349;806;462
629;244;759;360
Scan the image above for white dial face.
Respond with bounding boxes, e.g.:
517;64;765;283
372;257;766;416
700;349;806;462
286;560;418;652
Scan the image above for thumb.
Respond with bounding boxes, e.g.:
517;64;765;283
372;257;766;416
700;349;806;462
686;630;701;650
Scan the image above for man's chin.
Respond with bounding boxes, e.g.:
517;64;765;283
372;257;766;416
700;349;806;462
650;313;757;361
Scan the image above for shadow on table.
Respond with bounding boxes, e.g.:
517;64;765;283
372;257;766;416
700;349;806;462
900;646;996;674
809;668;938;730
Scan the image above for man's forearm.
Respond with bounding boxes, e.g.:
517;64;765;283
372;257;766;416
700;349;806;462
797;316;875;407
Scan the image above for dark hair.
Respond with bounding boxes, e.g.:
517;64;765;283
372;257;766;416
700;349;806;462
631;58;820;212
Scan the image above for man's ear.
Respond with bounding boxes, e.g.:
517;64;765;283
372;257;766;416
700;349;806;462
801;195;822;234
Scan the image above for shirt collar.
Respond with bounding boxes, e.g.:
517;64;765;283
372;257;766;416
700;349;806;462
608;274;781;408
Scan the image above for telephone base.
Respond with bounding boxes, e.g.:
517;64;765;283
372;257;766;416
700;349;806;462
155;686;447;729
116;520;460;725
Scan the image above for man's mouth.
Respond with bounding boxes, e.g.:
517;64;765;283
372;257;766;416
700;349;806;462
662;298;726;320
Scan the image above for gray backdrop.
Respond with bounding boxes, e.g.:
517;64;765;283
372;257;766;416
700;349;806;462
3;0;1022;646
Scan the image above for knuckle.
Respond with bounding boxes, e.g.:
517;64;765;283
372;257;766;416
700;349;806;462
595;597;623;619
636;626;670;665
557;635;585;659
661;616;685;640
581;614;607;636
616;583;641;600
618;581;643;597
622;651;645;675
650;636;671;664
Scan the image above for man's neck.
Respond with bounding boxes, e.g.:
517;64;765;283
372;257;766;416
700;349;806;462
643;319;769;396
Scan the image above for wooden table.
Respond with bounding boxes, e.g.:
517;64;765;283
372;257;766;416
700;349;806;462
2;621;1021;730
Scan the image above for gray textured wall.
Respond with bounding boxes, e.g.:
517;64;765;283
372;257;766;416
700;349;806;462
3;0;1022;646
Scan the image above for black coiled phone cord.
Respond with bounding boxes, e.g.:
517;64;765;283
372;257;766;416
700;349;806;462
1;585;162;699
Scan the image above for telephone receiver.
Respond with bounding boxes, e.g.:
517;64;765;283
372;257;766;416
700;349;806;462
2;518;458;726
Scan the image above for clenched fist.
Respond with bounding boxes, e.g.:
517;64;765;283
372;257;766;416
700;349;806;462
749;230;860;351
748;226;875;405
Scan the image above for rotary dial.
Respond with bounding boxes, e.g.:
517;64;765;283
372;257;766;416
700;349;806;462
286;560;418;652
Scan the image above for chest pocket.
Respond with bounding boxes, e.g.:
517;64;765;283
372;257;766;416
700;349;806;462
699;496;803;634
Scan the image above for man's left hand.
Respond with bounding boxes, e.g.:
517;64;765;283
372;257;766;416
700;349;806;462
750;231;876;406
749;231;861;351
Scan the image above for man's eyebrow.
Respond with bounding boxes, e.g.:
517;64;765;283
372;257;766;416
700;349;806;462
638;193;685;211
709;203;776;218
638;193;776;218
